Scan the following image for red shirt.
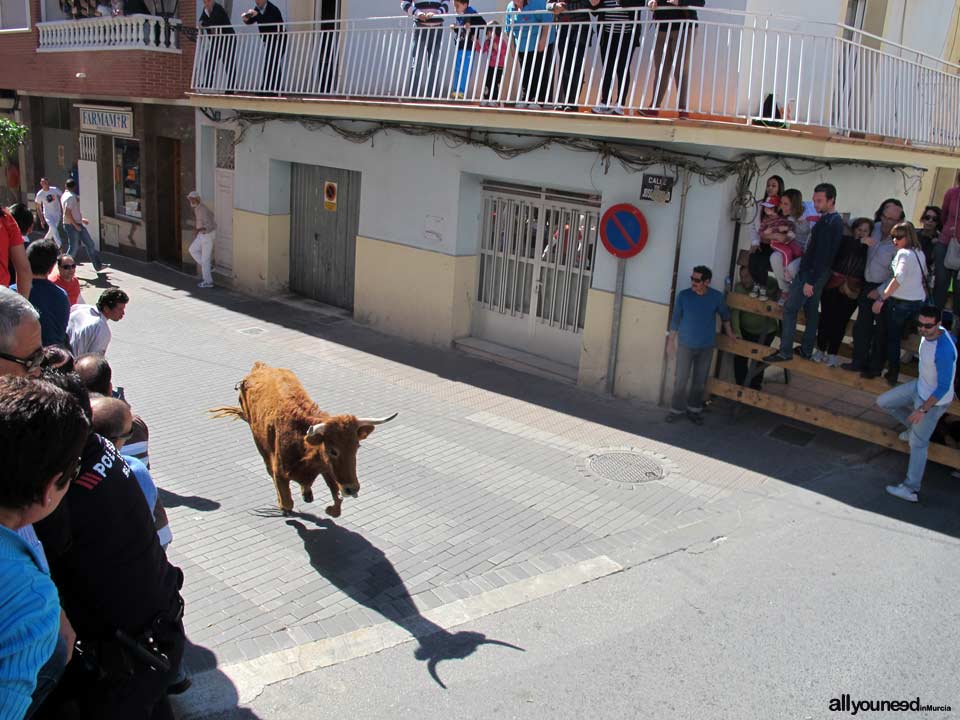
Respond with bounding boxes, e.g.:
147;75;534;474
0;209;24;287
49;266;82;305
942;186;960;243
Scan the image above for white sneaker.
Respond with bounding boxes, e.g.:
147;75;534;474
592;104;611;114
749;286;759;298
898;430;910;442
527;103;543;111
885;483;918;502
515;102;529;109
811;348;825;363
198;281;214;289
826;354;842;367
611;105;625;116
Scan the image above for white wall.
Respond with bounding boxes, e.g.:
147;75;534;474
224;115;924;308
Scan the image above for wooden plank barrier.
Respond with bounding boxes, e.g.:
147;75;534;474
707;378;960;469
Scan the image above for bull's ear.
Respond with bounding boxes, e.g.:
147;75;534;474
304;423;326;445
357;425;375;441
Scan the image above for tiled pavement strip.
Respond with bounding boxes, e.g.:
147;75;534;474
85;257;887;703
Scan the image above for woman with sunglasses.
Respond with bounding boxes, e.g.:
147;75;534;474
872;222;928;386
0;375;90;719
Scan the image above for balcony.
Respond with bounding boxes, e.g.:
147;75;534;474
37;14;181;53
190;8;960;153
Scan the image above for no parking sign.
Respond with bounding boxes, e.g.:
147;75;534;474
600;204;649;259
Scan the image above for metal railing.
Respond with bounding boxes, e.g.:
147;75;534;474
190;8;960;150
38;14;182;52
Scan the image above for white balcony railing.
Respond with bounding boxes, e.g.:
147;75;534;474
190;8;960;151
38;14;181;53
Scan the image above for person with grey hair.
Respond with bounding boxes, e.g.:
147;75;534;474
187;191;217;289
0;286;43;378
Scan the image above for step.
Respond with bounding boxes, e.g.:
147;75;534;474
454;337;578;385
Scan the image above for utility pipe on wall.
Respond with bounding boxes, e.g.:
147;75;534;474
657;169;692;408
605;257;627;395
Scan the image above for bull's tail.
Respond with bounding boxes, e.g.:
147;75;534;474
208;405;246;421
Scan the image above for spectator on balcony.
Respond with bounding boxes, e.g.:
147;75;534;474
591;0;640;115
547;0;594;111
199;0;236;93
449;0;486;100
61;179;106;274
764;183;844;363
505;0;556;110
842;198;903;377
646;0;704;113
401;1;450;97
479;22;507;106
242;0;286;94
34;178;65;251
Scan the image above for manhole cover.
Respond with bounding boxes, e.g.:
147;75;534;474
585;450;668;485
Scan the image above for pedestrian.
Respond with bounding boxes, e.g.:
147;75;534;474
60;179;107;274
814;217;868;367
935;176;960;310
187;191;217;289
199;0;236;92
646;0;704;112
14;240;70;348
546;0;594;111
877;305;957;502
665;265;735;425
873;222;928;387
401;0;449;97
0;375;89;720
764;183;844;363
34;178;65;250
1;206;31;300
241;0;286;93
48;254;85;307
479;22;507;106
842;198;903;377
66;288;128;358
506;0;555;109
730;264;778;389
0;286;43;379
449;0;485;99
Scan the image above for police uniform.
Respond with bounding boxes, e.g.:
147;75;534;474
35;433;184;720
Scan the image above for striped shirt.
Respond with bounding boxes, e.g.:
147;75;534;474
401;0;449;25
592;0;634;24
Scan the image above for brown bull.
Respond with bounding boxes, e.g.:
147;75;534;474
210;362;396;517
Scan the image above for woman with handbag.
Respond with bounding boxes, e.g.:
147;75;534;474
873;222;929;387
815;217;870;367
936;181;960;310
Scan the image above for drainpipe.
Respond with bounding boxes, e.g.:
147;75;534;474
605;257;627;395
657;169;692;407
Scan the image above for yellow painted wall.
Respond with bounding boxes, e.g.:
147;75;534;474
354;236;477;348
231;209;291;294
578;288;670;404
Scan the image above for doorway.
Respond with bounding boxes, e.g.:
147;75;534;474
156;137;181;265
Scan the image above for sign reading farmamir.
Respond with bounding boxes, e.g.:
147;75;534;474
78;105;134;137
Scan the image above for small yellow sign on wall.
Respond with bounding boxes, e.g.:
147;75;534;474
324;181;337;211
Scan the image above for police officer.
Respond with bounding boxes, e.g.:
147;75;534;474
34;371;185;720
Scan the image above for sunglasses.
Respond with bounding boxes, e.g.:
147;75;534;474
690;276;705;283
917;321;938;329
0;346;45;373
60;264;77;270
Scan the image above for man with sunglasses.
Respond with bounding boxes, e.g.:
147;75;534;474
666;265;735;425
0;285;43;379
49;254;85;307
877;305;957;503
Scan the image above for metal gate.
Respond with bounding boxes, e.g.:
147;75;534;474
290;163;360;310
473;182;599;367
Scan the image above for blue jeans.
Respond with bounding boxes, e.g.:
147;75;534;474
877;380;948;492
453;49;473;95
779;271;830;358
885;298;923;379
64;224;103;271
23;634;69;719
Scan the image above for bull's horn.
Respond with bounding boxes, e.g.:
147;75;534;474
356;412;398;426
305;422;327;438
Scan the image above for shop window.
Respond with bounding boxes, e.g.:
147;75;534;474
113;138;141;220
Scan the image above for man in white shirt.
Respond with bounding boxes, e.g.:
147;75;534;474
67;288;128;357
34;178;65;250
61;179;107;273
187;191;217;289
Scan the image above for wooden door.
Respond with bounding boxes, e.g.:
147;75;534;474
156;137;181;265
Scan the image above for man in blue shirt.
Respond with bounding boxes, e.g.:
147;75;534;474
877;305;957;502
666;265;735;425
14;240;70;348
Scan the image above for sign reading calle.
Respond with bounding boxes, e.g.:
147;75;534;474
640;174;674;203
78;105;134;137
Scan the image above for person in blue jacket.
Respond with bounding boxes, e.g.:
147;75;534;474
506;0;556;108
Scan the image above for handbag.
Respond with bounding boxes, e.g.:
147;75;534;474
912;250;934;305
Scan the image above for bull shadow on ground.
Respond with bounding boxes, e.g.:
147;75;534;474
283;511;524;688
160;487;222;512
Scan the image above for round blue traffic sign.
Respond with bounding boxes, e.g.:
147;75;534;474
600;204;649;259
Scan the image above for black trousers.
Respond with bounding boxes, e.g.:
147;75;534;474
851;281;887;372
748;245;773;287
733;329;773;389
554;24;590;107
517;49;553;104
262;35;286;93
204;33;236;89
817;285;858;355
598;26;636;106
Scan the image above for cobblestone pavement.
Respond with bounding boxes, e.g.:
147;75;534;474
83;256;949;684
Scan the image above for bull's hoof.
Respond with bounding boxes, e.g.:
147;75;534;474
302;488;314;503
281;508;294;517
325;504;341;518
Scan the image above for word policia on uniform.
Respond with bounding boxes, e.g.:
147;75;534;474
829;694;952;715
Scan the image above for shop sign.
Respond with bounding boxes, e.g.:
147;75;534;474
78;105;134;137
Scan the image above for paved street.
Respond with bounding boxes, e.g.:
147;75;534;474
85;256;960;719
